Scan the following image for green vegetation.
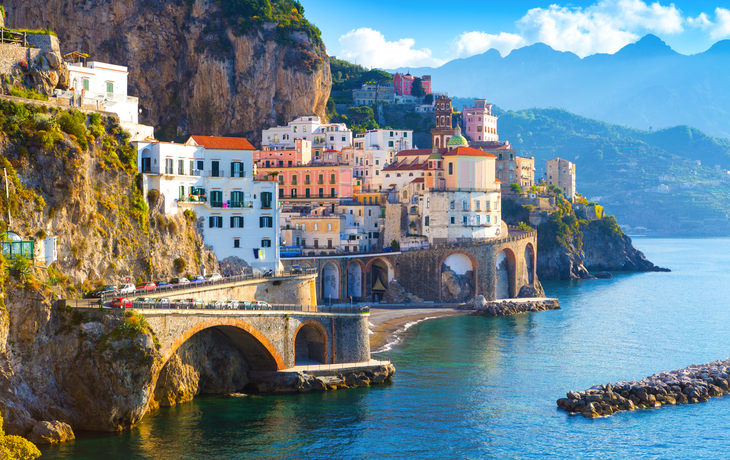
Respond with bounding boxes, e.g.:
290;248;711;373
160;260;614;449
390;239;400;251
173;257;186;273
510;183;523;194
0;411;40;460
500;107;730;235
411;77;425;98
8;86;47;101
1;26;56;37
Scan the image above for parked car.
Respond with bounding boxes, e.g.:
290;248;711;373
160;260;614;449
156;281;171;288
208;273;223;281
176;277;190;284
240;301;253;310
263;269;274;277
119;283;136;295
382;247;394;253
290;265;303;275
136;282;156;291
88;285;118;298
254;301;271;310
154;298;171;307
191;275;206;283
110;298;132;309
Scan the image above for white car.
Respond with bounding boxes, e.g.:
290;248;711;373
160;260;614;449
177;277;190;284
208;273;223;281
119;283;136;295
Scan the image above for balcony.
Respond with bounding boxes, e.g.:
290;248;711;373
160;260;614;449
304;180;311;185
317;180;324;185
142;167;160;174
229;201;254;208
210;201;224;208
207;170;226;178
330;180;336;184
178;196;206;204
230;171;246;178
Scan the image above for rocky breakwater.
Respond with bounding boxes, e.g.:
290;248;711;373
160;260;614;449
557;359;730;418
463;295;559;317
248;363;395;392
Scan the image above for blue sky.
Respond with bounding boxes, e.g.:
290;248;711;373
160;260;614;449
299;0;730;68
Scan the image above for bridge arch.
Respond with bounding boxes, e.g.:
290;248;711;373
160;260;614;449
321;261;341;301
439;250;478;302
293;320;329;365
346;259;365;299
496;246;518;299
163;318;285;371
365;257;394;299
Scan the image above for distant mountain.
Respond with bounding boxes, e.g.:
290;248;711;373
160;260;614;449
498;108;730;236
394;35;730;139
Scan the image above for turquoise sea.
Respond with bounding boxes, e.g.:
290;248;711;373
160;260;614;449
41;238;730;459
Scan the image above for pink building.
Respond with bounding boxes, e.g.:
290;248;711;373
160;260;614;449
255;163;353;203
464;99;498;143
253;139;312;167
393;72;431;96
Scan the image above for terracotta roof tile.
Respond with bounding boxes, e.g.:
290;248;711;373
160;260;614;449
187;136;255;150
411;178;425;183
442;146;497;158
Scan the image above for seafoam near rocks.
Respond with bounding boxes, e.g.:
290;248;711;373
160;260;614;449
557;360;730;418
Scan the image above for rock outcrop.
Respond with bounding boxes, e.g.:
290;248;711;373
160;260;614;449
581;226;669;273
440;270;473;303
248;363;395;392
7;0;332;141
27;420;75;444
383;280;423;304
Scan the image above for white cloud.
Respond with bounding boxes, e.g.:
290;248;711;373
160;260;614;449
516;0;684;57
709;8;730;39
687;12;712;30
338;28;445;69
452;32;525;58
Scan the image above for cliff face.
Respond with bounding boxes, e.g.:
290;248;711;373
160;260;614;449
6;0;331;141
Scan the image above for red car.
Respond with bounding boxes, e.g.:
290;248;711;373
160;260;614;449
136;282;156;291
110;297;132;309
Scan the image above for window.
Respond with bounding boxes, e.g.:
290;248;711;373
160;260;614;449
211;160;220;177
450;201;455;210
208;216;223;228
231;191;244;207
425;216;429;226
261;191;273;209
476;215;480;225
233;239;240;248
279;175;284;185
231;161;244;178
388;141;394;147
475;201;480;211
331;187;335;197
448;163;453;175
294;126;297;133
230;216;244;228
305;188;310;198
190;160;195;175
210;190;223;207
330;173;336;184
261;239;272;248
106;81;114;95
327;223;332;231
342;136;346;142
463;200;468;211
314;223;319;231
451;216;455;224
197;160;204;171
463;216;468;225
83;78;90;91
291;175;298;185
165;158;173;174
259;216;273;228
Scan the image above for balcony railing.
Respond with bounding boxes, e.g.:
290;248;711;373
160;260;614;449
317;180;324;185
229;201;254;208
330;180;336;184
231;171;246;178
142;167;160;174
304;180;311;185
207;170;225;178
210;201;224;208
178;196;207;204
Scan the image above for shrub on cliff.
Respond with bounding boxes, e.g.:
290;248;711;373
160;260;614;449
174;257;186;273
0;412;41;460
58;110;90;150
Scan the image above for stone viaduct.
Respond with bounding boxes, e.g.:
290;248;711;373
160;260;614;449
283;229;538;303
141;309;370;372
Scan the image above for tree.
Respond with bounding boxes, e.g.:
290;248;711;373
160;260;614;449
411;77;425;98
423;94;434;105
347;106;374;123
510;182;523;194
361;69;393;84
0;412;40;460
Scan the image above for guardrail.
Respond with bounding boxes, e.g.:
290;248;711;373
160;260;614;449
99;269;318;302
100;301;370;315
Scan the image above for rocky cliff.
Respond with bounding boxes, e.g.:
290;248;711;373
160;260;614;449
6;0;331;141
503;196;668;280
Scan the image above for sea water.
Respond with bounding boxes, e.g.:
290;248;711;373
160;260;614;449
41;238;730;459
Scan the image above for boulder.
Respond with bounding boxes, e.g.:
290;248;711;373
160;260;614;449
27;420;75;444
518;285;540;298
440;270;473;303
594;271;612;279
383;280;422;304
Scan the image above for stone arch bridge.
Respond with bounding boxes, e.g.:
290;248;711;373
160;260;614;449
141;309;371;373
283;229;538;303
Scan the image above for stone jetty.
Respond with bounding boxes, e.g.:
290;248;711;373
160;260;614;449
463;296;560;316
557;359;730;418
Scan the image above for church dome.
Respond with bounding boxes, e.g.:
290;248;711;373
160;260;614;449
428;151;443;160
447;127;468;147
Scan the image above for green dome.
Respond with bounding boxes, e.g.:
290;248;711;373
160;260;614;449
447;135;468;146
428;151;443;160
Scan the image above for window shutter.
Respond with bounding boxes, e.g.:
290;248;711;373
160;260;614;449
230;216;235;228
209;216;214;228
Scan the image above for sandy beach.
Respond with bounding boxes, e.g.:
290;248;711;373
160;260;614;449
369;305;469;352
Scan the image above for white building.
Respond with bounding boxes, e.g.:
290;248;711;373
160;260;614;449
135;135;280;274
546;157;577;201
261;116;353;152
336;203;383;252
354;129;414;164
67;61;139;123
352;148;388;190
